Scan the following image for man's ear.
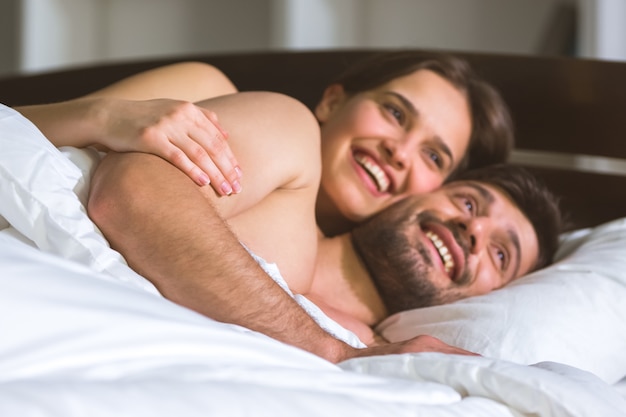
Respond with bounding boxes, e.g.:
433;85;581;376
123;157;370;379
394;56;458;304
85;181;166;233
315;84;346;123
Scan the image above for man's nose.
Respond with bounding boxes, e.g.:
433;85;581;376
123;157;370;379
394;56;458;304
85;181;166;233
458;218;489;254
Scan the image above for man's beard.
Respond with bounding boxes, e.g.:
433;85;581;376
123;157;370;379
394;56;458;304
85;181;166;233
351;206;470;316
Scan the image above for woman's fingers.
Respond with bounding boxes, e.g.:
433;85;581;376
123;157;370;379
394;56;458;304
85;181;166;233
189;107;242;194
114;99;242;195
167;131;241;195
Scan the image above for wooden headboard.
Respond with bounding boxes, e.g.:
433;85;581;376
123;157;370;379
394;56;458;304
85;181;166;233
1;49;625;230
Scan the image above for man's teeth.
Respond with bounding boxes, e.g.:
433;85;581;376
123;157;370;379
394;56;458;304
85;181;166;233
425;230;455;276
355;154;390;192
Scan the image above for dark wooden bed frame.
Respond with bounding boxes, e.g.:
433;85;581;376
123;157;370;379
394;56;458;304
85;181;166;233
2;49;625;230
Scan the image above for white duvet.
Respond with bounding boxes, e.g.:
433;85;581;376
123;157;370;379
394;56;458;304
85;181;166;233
1;104;625;417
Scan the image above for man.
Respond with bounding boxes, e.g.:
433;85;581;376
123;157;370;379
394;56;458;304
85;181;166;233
308;164;560;344
87;91;561;362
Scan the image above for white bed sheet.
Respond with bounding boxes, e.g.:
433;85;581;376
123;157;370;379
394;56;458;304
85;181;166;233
616;378;626;401
1;227;624;417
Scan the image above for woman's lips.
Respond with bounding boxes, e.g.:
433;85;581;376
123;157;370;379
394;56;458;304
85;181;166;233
353;150;391;193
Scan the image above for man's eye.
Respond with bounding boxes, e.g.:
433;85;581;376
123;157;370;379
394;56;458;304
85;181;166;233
463;198;474;213
495;248;508;271
497;250;505;268
453;194;476;215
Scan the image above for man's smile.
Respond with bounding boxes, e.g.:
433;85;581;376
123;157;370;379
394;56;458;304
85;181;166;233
425;229;455;276
421;221;467;282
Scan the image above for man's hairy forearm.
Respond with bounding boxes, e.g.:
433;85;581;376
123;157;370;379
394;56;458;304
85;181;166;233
87;152;352;362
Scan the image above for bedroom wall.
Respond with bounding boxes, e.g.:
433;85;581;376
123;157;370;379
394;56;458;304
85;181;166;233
6;0;272;76
103;0;272;60
275;0;575;55
0;0;19;76
0;0;624;77
578;0;626;61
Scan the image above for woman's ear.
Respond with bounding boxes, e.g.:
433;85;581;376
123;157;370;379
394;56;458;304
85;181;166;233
315;84;346;122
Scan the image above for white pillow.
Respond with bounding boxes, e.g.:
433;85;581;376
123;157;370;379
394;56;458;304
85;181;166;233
377;217;626;384
0;104;157;294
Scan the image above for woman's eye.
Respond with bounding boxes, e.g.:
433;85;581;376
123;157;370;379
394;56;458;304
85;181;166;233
428;151;443;168
384;103;404;123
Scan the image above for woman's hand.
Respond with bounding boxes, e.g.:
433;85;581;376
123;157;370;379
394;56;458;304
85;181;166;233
98;98;242;195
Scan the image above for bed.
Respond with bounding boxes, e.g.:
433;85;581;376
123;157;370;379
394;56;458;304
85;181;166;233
1;49;625;417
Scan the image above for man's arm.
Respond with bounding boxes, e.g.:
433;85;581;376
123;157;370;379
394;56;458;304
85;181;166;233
89;150;352;361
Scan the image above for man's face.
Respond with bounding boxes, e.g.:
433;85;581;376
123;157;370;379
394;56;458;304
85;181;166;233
350;180;539;315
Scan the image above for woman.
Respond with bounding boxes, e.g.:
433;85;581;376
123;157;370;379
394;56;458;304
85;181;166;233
16;52;513;236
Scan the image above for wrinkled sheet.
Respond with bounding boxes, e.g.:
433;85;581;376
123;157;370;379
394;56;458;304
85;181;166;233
0;228;624;417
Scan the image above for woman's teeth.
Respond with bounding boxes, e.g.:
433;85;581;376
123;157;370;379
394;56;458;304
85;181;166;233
425;230;455;276
355;154;390;192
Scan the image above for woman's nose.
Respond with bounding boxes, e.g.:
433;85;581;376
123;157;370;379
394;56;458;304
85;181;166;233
382;138;410;170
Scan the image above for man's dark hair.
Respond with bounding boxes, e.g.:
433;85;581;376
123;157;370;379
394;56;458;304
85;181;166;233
452;164;563;271
332;51;514;174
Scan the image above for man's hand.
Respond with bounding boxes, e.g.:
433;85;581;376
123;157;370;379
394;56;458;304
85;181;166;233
334;334;479;363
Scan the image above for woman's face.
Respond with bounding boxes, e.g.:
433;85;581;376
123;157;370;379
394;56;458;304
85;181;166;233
315;69;472;230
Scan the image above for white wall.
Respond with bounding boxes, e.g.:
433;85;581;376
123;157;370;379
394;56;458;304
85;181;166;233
16;0;272;74
6;0;626;76
268;0;575;54
20;0;103;72
363;0;569;54
0;0;19;76
103;0;271;60
578;0;626;61
271;0;363;49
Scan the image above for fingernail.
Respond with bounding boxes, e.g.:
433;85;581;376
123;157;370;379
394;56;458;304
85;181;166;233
232;180;242;194
235;166;243;178
198;173;210;186
221;181;233;195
